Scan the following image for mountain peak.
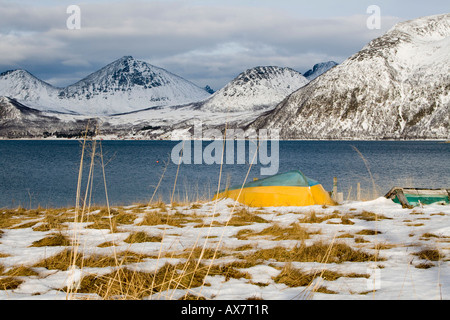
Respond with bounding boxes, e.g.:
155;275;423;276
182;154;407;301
0;69;60;111
251;14;450;140
0;56;211;115
303;61;338;80
114;55;136;64
392;13;450;40
200;65;309;112
0;69;40;79
0;69;24;77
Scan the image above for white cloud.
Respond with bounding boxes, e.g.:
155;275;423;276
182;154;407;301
0;1;404;89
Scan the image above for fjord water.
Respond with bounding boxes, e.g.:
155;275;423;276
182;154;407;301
0;140;448;209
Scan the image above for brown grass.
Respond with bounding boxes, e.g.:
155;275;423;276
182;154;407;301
174;247;221;260
226;208;268;226
414;262;435;269
273;263;369;289
337;233;354;239
236;223;314;241
352;210;391;221
76;265;180;299
138;211;187;227
0;277;23;290
299;211;340;224
0;208;29;228
30;233;71;247
74;257;251;299
2;266;40;277
413;249;442;261
97;241;116;248
356;229;382;236
124;231;162;244
32;249;151;271
242;241;381;264
32;211;72;231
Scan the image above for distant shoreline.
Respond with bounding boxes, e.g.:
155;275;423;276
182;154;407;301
0;138;448;142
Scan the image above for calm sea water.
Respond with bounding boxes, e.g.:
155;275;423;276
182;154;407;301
0;140;448;209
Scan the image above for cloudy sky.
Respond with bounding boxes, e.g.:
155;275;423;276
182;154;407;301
0;0;448;90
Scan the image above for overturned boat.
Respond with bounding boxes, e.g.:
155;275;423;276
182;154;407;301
213;170;335;207
385;187;450;208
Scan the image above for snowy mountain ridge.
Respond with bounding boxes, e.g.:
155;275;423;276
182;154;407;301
0;56;211;116
250;13;450;140
1;14;449;140
199;66;309;112
0;69;66;112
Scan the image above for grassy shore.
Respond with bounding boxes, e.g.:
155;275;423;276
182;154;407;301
0;197;449;300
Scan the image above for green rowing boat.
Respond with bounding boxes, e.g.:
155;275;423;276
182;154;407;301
385;187;450;208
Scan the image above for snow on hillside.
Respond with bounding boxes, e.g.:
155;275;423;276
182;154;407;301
251;13;450;140
59;56;211;115
0;70;73;114
0;56;211;116
0;197;448;300
200;66;309;112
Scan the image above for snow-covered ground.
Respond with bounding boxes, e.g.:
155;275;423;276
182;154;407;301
0;196;448;301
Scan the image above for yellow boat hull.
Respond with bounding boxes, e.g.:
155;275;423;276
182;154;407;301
213;184;335;207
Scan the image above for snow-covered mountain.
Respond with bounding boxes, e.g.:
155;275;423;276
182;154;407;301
0;56;211;115
251;14;450;140
1;14;449;141
303;61;338;80
199;66;309;112
59;56;211;115
0;70;66;113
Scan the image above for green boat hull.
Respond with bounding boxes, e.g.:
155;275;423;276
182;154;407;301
392;194;449;207
386;187;450;208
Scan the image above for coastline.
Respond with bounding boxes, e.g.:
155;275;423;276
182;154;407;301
0;137;448;142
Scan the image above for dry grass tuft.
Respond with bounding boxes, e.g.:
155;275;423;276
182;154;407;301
414;262;435;269
208;263;252;281
0;208;28;229
356;229;382;236
236;223;314;241
340;215;355;225
273;263;368;289
124;231;162;244
413;249;442;261
32;249;150;271
2;266;39;277
76;260;213;299
243;241;381;264
226;208;269;226
76;267;164;299
138;211;187;227
97;241;116;248
299;211;340;224
30;233;71;247
352;210;391;221
273;263;317;287
32;212;71;232
12;221;39;229
171;246;226;260
0;277;23;290
179;293;206;300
